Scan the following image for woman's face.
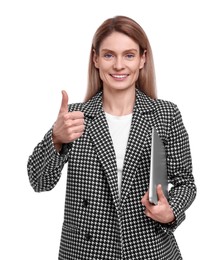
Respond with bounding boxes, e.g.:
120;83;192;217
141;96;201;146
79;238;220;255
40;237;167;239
93;31;146;92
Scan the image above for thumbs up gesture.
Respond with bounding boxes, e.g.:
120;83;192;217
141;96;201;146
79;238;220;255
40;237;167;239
52;90;85;151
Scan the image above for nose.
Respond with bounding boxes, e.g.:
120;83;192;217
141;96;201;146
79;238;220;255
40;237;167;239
113;56;125;70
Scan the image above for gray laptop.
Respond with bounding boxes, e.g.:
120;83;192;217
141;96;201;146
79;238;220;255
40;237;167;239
149;127;168;205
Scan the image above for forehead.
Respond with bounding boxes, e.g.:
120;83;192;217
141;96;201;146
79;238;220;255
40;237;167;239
99;31;139;52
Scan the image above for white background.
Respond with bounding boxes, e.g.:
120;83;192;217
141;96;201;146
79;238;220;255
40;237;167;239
0;0;221;259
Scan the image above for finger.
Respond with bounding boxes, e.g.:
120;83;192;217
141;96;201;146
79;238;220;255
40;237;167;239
72;118;85;126
65;131;84;143
156;184;166;202
68;124;85;134
141;191;148;204
69;111;84;120
59;90;69;113
141;192;152;208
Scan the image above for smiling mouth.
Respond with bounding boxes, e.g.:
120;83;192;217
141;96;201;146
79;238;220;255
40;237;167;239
110;74;129;79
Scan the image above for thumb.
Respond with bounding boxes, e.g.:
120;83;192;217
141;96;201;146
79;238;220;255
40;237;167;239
156;184;166;202
59;90;69;113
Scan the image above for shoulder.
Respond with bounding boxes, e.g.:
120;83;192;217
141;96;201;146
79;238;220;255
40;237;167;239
153;98;179;116
152;98;186;137
153;99;184;130
136;89;179;116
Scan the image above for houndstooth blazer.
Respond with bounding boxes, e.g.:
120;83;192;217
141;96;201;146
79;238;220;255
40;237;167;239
27;89;196;260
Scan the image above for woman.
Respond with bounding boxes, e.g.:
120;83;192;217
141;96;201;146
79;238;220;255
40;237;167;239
27;15;196;260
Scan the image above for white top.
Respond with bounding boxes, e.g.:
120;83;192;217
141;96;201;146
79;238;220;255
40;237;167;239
105;112;132;199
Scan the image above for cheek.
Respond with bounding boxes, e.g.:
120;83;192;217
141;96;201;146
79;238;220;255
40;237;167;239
130;61;143;72
131;65;141;76
98;70;109;81
99;63;111;71
98;64;110;76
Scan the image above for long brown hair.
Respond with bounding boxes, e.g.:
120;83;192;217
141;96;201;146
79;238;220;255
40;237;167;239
84;15;157;101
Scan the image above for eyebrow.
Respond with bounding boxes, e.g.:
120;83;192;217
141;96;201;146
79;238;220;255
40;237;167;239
100;48;139;53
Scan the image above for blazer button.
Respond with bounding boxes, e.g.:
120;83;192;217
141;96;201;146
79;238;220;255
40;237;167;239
83;199;88;208
85;233;92;241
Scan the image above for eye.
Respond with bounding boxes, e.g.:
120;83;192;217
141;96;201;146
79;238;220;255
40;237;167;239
125;53;135;60
104;53;114;59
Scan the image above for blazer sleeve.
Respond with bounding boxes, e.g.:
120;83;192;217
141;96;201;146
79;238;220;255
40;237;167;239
27;128;71;192
162;104;197;233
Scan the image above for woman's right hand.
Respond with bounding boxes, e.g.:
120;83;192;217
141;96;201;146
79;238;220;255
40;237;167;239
52;90;85;152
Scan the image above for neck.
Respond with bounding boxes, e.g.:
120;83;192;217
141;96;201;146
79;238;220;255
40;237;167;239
103;88;135;116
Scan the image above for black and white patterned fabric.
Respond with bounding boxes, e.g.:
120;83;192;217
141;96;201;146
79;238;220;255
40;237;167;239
27;89;196;260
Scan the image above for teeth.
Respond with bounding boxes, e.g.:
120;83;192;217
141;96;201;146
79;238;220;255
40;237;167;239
112;74;127;78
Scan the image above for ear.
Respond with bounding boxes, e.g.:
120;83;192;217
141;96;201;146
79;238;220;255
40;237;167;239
139;50;146;69
93;49;99;68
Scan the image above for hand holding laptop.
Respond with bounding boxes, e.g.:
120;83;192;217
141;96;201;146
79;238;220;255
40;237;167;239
141;185;175;223
140;127;175;224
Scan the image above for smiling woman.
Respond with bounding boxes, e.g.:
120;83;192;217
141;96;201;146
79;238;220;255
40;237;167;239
85;15;157;102
27;15;196;260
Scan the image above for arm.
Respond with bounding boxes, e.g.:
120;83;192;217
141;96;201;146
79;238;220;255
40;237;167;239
141;104;197;232
27;128;70;192
165;105;197;231
27;90;85;192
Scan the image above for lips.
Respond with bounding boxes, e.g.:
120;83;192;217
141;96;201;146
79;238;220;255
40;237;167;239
110;74;129;79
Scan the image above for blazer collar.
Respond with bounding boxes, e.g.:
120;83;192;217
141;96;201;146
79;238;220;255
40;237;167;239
134;88;156;114
82;88;156;117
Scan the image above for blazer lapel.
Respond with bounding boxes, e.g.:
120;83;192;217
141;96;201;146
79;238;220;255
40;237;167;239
120;90;156;206
83;92;120;214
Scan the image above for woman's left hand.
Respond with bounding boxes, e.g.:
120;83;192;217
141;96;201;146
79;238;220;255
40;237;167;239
141;185;175;224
